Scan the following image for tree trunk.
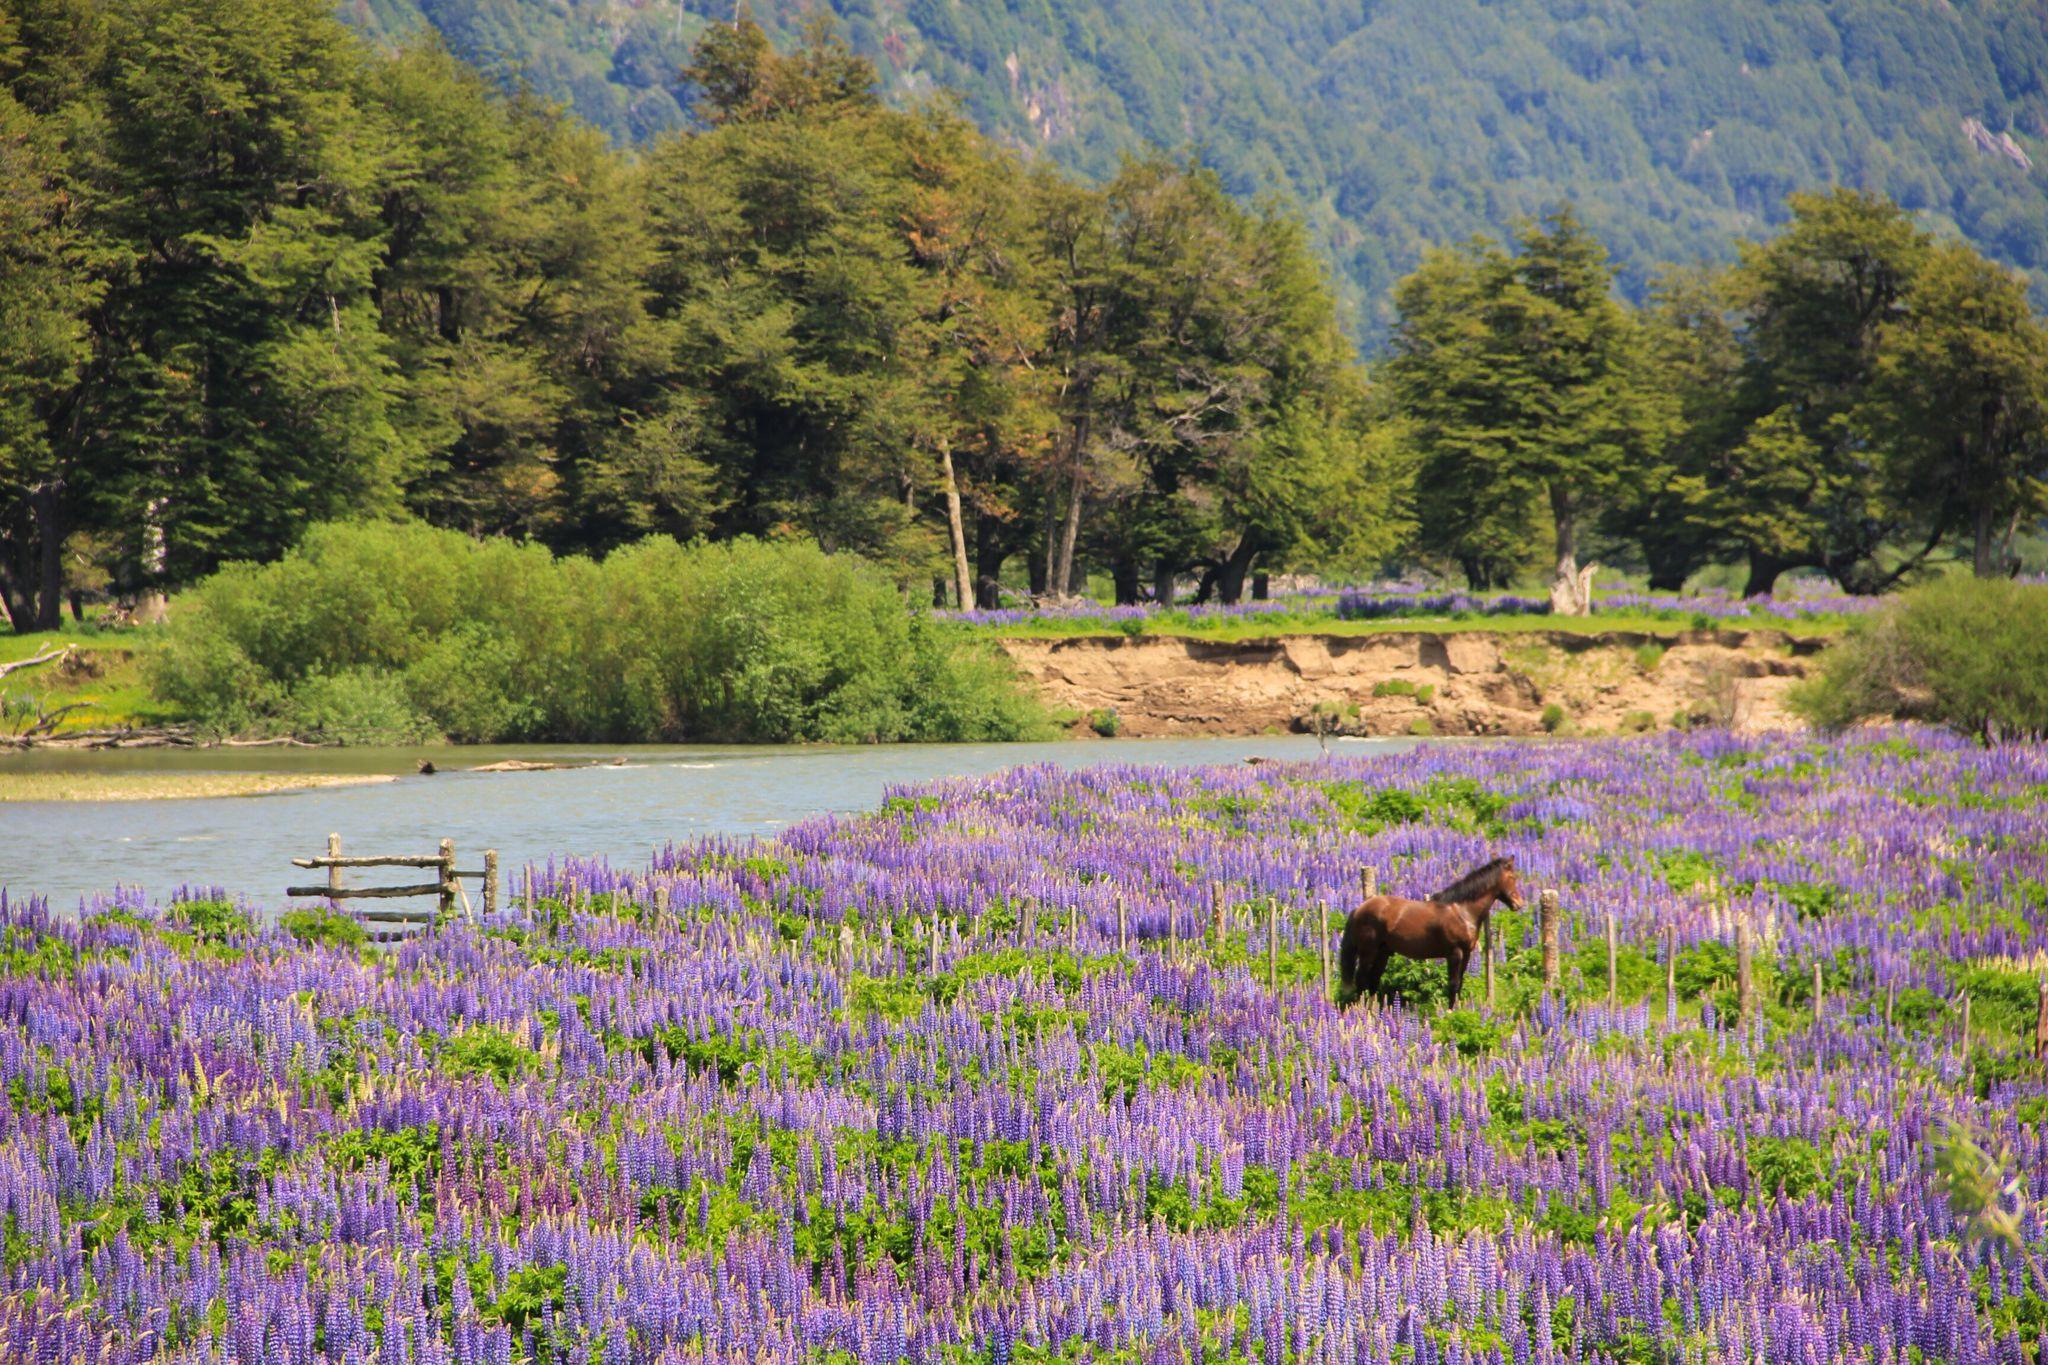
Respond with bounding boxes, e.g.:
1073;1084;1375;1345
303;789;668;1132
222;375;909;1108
1217;536;1260;606
1152;559;1176;607
1546;486;1591;616
973;515;1005;609
932;576;948;608
133;499;169;625
1052;474;1082;598
1743;552;1791;600
1251;572;1269;601
939;444;974;609
28;485;62;630
1111;554;1139;605
1971;505;2015;579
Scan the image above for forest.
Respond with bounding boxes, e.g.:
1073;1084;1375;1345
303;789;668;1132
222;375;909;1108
346;0;2048;336
2;0;2046;635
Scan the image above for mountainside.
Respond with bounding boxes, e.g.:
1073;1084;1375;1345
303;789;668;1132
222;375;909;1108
348;0;2048;337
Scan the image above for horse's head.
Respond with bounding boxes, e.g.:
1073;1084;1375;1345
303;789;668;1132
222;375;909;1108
1496;858;1524;911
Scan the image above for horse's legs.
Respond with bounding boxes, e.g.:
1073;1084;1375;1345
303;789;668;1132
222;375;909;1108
1361;948;1389;1002
1446;949;1469;1008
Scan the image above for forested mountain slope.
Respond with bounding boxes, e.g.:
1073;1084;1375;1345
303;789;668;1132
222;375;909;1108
345;0;2048;336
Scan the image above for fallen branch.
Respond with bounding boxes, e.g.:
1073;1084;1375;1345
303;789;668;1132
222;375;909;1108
0;645;75;681
20;702;88;738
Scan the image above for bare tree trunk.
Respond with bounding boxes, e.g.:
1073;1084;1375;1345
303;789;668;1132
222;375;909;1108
133;498;169;625
939;444;974;610
1052;474;1082;597
1217;535;1260;606
1152;559;1176;607
973;514;1005;609
1546;486;1593;616
1111;554;1139;605
29;484;63;630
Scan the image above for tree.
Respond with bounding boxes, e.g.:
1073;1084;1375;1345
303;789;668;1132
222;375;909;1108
1721;188;1932;595
68;0;410;591
895;108;1053;609
1384;207;1663;608
638;19;933;573
1863;242;2048;578
1605;268;1744;591
0;79;99;629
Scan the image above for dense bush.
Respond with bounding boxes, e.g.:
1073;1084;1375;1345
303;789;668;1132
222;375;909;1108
151;523;1048;744
1793;577;2048;741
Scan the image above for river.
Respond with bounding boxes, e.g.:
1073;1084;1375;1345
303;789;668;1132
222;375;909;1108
0;736;1419;910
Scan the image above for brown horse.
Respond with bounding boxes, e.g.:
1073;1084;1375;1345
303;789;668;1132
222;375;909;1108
1338;856;1523;1008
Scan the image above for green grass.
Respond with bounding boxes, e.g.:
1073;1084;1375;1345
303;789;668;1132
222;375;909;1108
0;623;183;734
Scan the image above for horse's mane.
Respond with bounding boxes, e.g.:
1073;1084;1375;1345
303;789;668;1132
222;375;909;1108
1428;857;1510;904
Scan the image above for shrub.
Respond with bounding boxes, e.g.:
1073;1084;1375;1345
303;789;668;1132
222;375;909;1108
1792;577;2048;741
1088;708;1121;737
1620;710;1658;734
1540;703;1567;733
173;898;252;941
1634;644;1665;672
280;906;367;950
151;522;1049;744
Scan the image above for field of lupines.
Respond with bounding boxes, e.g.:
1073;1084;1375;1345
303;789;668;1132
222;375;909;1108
941;580;1879;633
3;729;2048;1363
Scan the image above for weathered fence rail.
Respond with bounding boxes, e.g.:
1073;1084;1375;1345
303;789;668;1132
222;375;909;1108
285;833;497;942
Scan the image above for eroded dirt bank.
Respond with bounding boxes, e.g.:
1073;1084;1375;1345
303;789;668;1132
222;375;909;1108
998;629;1824;738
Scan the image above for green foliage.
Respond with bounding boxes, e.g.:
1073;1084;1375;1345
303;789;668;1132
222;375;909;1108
1320;775;1510;835
437;1026;535;1086
1540;703;1567;733
1384;208;1666;591
1746;1135;1828;1199
172;899;251;942
150;523;1048;743
278;906;367;951
347;1;2048;355
1087;708;1121;738
1793;577;2048;741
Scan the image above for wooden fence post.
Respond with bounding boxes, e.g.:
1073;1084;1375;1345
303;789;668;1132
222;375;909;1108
654;885;670;930
1212;884;1226;945
1664;928;1677;1027
1069;901;1079;954
1484;919;1496;1007
1539;889;1560;990
1169;898;1179;959
2034;976;2048;1059
327;833;343;901
482;850;498;920
1319;900;1331;1002
438;839;456;919
1812;961;1823;1024
1735;917;1754;1026
1885;981;1895;1031
1360;867;1378;901
1024;898;1037;946
929;916;941;975
1605;912;1618;1009
1960;992;1971;1054
1117;895;1128;955
1267;898;1279;992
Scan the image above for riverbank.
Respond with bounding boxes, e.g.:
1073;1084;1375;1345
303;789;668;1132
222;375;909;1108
0;771;398;801
999;627;1821;737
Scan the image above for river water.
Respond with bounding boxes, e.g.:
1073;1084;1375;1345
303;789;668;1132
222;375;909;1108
0;736;1418;910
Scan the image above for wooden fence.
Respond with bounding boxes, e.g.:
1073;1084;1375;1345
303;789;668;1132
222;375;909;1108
285;833;498;943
